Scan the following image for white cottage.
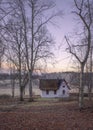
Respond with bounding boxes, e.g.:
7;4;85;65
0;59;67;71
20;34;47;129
39;79;70;98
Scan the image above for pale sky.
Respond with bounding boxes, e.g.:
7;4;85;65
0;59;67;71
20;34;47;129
46;0;76;73
2;0;77;73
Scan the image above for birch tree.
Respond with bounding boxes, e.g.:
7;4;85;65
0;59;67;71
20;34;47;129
18;0;61;101
65;0;92;109
0;0;8;69
28;0;62;101
4;0;61;101
5;18;27;100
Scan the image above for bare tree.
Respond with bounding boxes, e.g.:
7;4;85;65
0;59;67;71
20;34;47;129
5;15;28;101
3;0;61;101
0;1;8;69
65;0;92;109
10;65;16;98
0;40;5;68
17;0;61;101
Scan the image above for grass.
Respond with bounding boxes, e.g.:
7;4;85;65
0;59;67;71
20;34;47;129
0;93;92;110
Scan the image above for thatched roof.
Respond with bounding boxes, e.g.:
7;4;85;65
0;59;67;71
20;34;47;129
39;79;70;91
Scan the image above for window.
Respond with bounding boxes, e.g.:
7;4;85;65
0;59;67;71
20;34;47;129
54;90;57;95
62;90;65;95
46;90;49;95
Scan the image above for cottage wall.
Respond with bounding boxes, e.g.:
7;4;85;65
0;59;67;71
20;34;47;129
40;82;69;98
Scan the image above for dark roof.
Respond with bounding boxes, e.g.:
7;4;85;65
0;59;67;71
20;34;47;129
39;79;70;90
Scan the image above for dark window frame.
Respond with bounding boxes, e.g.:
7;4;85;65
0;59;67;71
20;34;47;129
46;90;49;95
63;90;65;95
54;90;57;95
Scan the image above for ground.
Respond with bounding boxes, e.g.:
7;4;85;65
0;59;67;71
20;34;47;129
0;96;93;130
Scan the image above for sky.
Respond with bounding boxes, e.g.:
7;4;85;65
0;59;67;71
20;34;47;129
1;0;77;73
46;0;76;73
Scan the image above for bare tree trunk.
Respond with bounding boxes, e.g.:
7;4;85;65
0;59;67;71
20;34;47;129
18;43;24;101
88;47;92;101
20;86;24;101
19;70;24;101
28;71;33;101
28;0;34;102
79;63;84;109
0;57;2;68
10;66;16;98
11;78;15;98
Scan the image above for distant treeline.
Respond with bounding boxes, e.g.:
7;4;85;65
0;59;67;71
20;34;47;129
41;72;93;86
0;72;93;87
0;73;11;80
0;73;40;80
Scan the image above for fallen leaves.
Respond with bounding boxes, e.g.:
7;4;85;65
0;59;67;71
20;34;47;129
0;98;93;130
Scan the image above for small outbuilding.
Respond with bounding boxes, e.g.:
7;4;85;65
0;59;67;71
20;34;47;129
39;79;70;98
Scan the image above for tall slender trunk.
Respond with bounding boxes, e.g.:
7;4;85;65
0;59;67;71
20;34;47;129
18;44;24;101
11;78;15;98
0;57;2;68
28;1;34;101
88;47;92;101
19;69;24;101
28;70;33;101
10;67;15;98
20;86;24;101
79;63;84;109
88;82;92;101
20;0;30;100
